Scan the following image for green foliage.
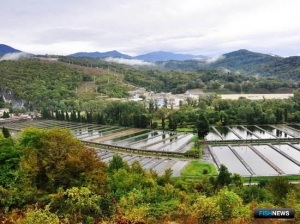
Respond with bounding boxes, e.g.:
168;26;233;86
215;188;245;219
15;205;59;224
241;186;270;204
18;127;108;193
267;176;291;205
2;127;11;138
108;154;126;173
1;111;10;118
195;112;209;138
0;59;84;110
62;187;112;223
191;195;222;223
0;134;20;188
231;173;243;188
215;164;232;188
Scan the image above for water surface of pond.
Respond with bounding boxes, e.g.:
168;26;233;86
230;126;258;140
244;126;275;139
258;125;292;138
214;127;240;140
211;146;251;175
205;128;222;141
253;145;300;174
232;145;278;175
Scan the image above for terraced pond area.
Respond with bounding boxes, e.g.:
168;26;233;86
2;120;194;176
3;119;300;177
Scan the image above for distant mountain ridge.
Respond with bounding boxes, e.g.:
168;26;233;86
69;50;207;62
2;43;300;80
0;44;22;54
66;48;300;79
133;51;207;62
163;49;300;80
69;50;132;59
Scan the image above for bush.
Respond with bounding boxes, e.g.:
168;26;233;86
203;168;208;174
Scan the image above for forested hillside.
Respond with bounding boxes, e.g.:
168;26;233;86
163;49;300;80
209;50;300;79
59;56;299;94
0;59;84;110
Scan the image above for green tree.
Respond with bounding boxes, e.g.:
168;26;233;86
0;133;20;188
293;88;300;106
267;176;291;205
168;114;177;131
215;188;246;220
215;164;231;188
108;154;126;173
19;127;108;193
2;111;10;118
231;173;243;187
191;195;222;223
2;127;11;138
195;112;209;139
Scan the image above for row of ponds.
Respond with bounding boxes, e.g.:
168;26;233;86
206;123;300;176
98;149;189;176
3;120;192;176
4;119;194;153
205;124;300;141
210;143;300;176
3;119;300;176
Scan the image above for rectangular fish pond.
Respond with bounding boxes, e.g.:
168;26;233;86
210;146;251;176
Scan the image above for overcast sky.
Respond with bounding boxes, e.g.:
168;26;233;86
2;0;300;57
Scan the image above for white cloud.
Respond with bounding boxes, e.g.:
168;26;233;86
205;55;225;64
103;57;154;66
0;52;29;61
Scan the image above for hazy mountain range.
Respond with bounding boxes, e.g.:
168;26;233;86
0;44;207;62
0;44;21;54
69;50;208;62
2;43;300;78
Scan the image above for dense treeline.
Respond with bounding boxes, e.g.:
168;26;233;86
124;69;300;94
0;128;299;223
42;93;300;132
42;100;151;128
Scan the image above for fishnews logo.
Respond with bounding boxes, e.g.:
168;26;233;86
254;208;295;219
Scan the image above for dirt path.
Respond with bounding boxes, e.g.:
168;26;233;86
91;128;141;142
